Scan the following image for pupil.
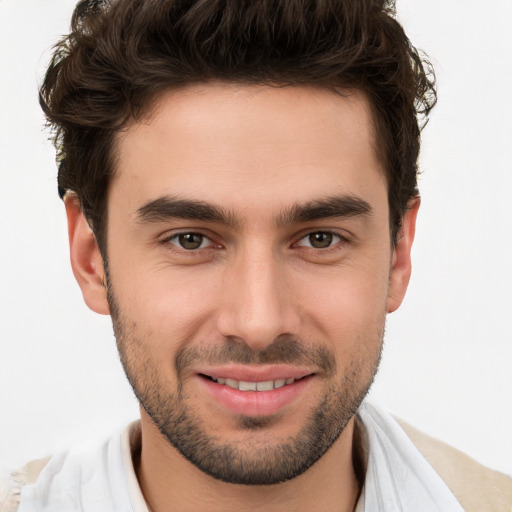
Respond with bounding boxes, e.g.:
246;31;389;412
310;232;332;248
179;233;203;249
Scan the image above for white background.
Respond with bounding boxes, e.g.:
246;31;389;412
1;0;511;475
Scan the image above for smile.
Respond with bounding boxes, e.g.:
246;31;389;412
199;372;314;416
207;376;299;391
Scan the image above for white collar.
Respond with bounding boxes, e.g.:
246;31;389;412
355;402;464;511
120;402;463;512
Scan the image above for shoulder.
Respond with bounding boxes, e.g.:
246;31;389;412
0;457;51;512
396;417;512;512
0;424;138;512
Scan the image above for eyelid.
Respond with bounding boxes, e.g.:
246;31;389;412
297;231;340;248
159;230;218;250
174;233;211;249
157;228;350;252
294;229;348;246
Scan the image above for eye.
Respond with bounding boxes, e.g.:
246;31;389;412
297;231;342;249
168;232;212;250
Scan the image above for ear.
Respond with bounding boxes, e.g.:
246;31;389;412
387;197;420;313
64;194;110;315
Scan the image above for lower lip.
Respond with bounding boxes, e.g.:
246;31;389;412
198;375;314;417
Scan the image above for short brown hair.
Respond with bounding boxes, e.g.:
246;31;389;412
40;0;436;252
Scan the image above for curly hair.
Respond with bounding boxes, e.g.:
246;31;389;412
39;0;436;252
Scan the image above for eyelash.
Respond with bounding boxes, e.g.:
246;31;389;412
160;230;348;253
295;231;344;250
162;232;217;252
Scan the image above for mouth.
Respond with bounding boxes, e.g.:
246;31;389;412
196;368;316;417
200;374;304;392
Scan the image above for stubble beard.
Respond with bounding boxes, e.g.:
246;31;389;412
107;285;383;486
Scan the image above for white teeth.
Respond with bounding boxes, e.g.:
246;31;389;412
213;377;297;391
225;378;239;389
256;380;275;391
239;381;257;391
274;378;286;389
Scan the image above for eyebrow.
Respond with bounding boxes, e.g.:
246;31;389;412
278;195;372;225
135;194;372;227
136;196;237;226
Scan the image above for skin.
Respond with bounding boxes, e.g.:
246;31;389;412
65;84;418;512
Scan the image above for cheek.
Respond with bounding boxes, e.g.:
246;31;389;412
295;261;389;348
111;262;223;348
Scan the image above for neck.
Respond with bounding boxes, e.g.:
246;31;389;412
135;412;362;512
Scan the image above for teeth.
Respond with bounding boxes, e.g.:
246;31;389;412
239;381;257;391
225;378;238;389
213;377;297;391
274;379;286;389
256;380;274;391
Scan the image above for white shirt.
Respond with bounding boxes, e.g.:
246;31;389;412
355;403;464;511
3;402;465;512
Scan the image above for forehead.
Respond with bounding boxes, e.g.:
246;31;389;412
111;84;387;222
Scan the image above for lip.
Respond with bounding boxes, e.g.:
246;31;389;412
196;364;314;382
196;365;315;417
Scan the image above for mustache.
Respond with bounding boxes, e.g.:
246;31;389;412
175;334;336;378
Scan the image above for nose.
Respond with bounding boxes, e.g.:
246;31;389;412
216;245;301;350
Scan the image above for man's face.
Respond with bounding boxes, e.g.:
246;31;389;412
76;84;413;485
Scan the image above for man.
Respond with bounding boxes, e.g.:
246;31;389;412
1;0;511;511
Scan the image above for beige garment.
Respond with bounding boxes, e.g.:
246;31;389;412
396;419;512;512
0;457;50;512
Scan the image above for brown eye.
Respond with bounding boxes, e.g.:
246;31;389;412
309;232;333;248
297;231;341;249
172;233;209;250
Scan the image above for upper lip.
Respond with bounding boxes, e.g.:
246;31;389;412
196;365;315;382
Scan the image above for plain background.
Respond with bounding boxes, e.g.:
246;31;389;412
1;0;511;476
